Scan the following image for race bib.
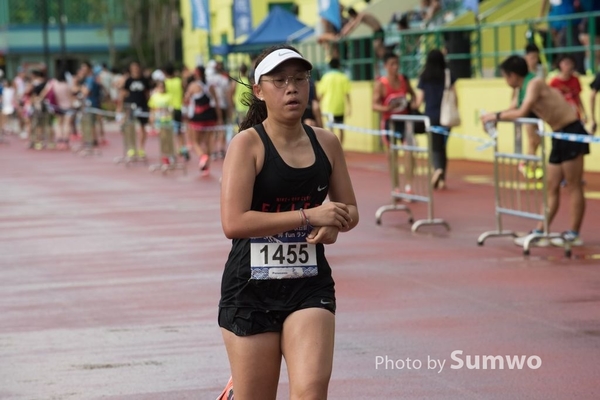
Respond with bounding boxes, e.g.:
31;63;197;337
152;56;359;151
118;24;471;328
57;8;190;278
386;94;408;113
250;227;317;280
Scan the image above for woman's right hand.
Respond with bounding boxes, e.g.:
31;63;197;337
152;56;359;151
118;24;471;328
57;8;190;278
305;202;352;230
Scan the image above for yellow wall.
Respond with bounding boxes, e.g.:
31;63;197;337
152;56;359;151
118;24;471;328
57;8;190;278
337;81;381;153
181;0;210;69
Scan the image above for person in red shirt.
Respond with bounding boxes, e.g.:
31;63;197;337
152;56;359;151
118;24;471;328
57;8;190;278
372;52;418;196
548;54;587;122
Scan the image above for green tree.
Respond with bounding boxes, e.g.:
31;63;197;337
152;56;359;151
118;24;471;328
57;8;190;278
124;0;181;68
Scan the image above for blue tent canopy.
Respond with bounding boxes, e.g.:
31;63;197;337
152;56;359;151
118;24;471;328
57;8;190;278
227;6;314;54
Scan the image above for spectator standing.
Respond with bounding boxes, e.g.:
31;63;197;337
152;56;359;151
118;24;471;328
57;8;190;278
29;69;50;149
372;52;417;195
148;80;174;165
208;60;231;158
110;67;124;106
97;63;113;106
414;49;458;190
163;64;188;160
511;44;545;179
1;79;16;134
39;69;74;149
119;61;151;158
78;62;103;148
524;43;546;78
549;54;587;122
302;79;323;128
317;58;351;144
14;67;28;138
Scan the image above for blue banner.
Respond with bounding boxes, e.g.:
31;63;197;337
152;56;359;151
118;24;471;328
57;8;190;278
191;0;210;30
233;0;253;38
318;0;341;31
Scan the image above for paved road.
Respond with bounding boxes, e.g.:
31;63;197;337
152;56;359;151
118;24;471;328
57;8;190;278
1;129;599;399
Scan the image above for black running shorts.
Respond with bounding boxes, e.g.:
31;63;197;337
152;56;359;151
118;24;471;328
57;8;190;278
218;295;335;336
549;120;590;164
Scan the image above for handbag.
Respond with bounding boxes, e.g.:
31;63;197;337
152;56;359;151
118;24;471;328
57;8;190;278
440;69;461;127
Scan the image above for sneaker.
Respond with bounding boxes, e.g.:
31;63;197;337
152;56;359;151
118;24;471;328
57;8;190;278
513;231;550;247
550;231;583;247
138;149;146;159
216;376;233;400
127;148;136;158
161;156;170;165
199;154;209;171
534;167;543;180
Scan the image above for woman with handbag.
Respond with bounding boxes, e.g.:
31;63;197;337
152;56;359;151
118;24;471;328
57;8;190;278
414;49;460;190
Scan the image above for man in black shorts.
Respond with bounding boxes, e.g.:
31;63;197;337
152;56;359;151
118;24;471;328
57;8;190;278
119;61;150;158
482;55;589;247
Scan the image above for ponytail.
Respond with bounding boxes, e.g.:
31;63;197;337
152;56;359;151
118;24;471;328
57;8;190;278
239;93;267;131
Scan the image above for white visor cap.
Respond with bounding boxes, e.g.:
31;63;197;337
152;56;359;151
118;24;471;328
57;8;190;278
254;50;312;84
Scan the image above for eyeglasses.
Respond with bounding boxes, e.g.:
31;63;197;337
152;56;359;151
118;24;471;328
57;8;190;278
261;73;310;89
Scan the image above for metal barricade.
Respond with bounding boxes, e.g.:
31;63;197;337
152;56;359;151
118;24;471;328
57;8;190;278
114;104;145;166
375;114;450;232
149;117;187;175
477;118;571;257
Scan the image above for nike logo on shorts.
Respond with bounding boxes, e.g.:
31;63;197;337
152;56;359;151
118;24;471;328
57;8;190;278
317;185;328;192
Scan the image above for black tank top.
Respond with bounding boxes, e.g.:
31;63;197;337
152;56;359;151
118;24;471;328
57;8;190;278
190;82;217;122
219;123;334;310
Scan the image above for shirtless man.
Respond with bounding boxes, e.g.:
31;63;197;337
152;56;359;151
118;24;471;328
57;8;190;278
481;55;589;247
339;8;385;59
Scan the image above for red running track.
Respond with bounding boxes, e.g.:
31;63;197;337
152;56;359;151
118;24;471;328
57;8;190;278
0;126;599;399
